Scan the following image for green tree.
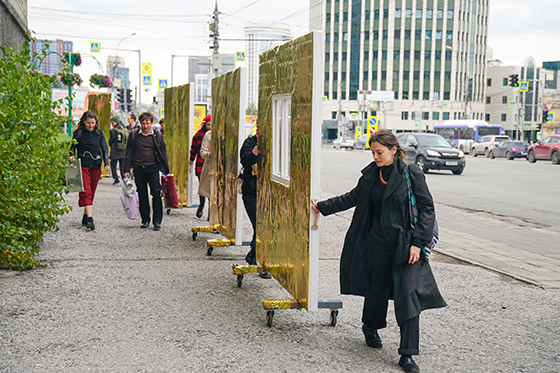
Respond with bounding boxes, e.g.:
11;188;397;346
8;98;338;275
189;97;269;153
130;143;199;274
0;39;71;269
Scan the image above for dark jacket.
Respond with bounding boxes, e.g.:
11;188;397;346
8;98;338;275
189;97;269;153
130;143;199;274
108;122;126;160
123;128;169;175
70;128;109;169
240;135;257;196
317;158;446;325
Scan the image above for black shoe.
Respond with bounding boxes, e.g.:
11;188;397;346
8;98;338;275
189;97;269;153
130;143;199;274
86;217;95;231
259;270;271;279
82;214;88;226
113;180;120;185
153;223;161;231
362;324;382;348
141;222;149;228
196;205;204;218
399;355;420;373
245;252;257;266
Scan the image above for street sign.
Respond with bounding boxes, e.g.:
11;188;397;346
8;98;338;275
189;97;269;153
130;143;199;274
142;75;152;86
158;79;168;90
546;112;555;122
509;101;516;108
235;51;246;62
442;102;449;109
90;42;100;53
367;115;378;127
159;108;164;119
350;112;358;120
355;126;363;139
545;103;553;111
142;63;152;75
537;132;542;140
322;96;327;102
519;81;529;92
414;122;420;130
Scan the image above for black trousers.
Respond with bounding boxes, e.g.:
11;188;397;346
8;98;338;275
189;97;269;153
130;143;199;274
362;223;420;356
110;158;124;181
242;193;257;259
134;166;163;225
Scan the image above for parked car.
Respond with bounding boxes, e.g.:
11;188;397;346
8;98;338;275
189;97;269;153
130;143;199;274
353;134;368;150
488;141;530;160
527;135;560;164
471;135;511;157
397;133;466;175
332;137;355;149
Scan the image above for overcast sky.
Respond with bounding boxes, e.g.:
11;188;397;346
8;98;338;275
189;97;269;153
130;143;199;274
28;0;560;103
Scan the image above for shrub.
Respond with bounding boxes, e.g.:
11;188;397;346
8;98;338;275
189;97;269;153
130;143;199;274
0;39;71;270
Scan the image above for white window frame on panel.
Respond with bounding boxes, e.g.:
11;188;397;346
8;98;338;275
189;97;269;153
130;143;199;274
271;93;292;186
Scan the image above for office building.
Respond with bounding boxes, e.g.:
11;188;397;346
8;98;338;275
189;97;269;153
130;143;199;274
31;39;73;76
106;56;130;89
187;55;235;104
311;0;489;132
244;24;291;108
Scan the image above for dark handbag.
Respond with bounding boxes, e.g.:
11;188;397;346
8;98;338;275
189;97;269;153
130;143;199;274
404;165;439;257
83;151;103;169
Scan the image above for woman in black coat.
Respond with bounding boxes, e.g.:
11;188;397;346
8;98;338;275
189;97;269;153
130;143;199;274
313;130;446;373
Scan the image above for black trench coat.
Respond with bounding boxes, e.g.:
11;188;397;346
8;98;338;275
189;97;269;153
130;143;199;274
317;158;446;326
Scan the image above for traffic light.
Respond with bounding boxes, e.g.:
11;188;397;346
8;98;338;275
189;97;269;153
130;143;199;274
152;96;157;105
509;74;519;87
537;123;542;130
126;89;132;104
116;88;124;104
126;102;133;112
543;110;549;123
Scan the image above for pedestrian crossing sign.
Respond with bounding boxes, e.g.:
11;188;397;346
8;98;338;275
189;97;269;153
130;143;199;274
143;75;152;86
90;42;100;53
158;79;168;90
442;102;449;109
142;63;152;75
159;108;164;119
509;101;516;108
235;51;246;62
519;81;529;92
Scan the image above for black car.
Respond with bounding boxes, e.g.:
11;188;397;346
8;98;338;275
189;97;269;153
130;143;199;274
397;133;467;175
488;141;530;160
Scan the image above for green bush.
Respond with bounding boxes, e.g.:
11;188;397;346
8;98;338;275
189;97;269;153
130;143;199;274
0;39;71;270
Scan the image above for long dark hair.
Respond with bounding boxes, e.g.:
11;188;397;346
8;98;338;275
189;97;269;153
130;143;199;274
78;111;99;129
369;129;407;161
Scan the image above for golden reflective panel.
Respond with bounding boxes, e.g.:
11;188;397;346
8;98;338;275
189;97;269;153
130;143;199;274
88;93;111;177
164;84;191;205
257;33;315;310
209;68;242;240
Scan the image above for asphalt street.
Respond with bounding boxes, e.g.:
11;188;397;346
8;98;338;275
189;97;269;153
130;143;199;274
1;148;560;372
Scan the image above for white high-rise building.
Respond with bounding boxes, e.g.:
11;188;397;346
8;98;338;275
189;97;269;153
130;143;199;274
311;0;489;131
245;24;291;108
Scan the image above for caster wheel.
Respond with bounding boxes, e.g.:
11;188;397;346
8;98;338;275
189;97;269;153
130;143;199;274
330;309;338;327
266;310;274;327
207;247;213;256
167;209;171;215
192;232;197;241
237;274;243;287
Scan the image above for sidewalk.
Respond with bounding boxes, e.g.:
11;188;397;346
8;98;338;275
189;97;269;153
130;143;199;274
1;178;559;372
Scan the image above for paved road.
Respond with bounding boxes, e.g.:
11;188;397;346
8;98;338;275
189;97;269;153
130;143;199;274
321;146;560;287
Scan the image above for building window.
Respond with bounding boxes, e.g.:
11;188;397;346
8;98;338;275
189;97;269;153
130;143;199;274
341;72;346;80
382;51;387;60
425;51;431;60
374;9;379;19
426;30;432;40
325;53;330;62
424;71;430;81
333;72;338;81
326;13;331;23
394;50;400;60
325;72;329;81
384;9;389;19
486;96;491;104
435;51;441;60
272;94;291;186
364;71;368;80
422;112;429;120
326;33;331;42
383;30;388;40
502;96;508;104
423;92;430;100
414;51;420;60
402;111;409;120
393;71;399;80
373;31;379;40
402;91;409;100
342;52;347;61
364;51;369;60
373;51;378;60
413;91;419;99
403;71;410;80
365;10;371;20
415;30;421;40
334;53;338;61
381;71;387;80
395;9;401;18
446;31;453;40
341;92;346;99
364;33;369;41
332;92;337;100
503;78;508;86
394;30;401;39
435;31;442;40
434;72;440;81
405;9;412;18
501;114;507;121
372;71;378;80
447;10;454;20
437;9;443;19
485;114;490;121
413;71;420;80
416;9;422;19
334;33;339;42
405;30;411;40
343;32;348;41
487;78;492;87
404;51;410;60
444;92;450;100
426;9;433;19
335;12;339;22
343;12;348;21
443;112;450;120
445;51;452;61
433;112;440;120
332;111;337;119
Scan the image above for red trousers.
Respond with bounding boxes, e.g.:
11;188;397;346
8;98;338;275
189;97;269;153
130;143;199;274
79;167;102;207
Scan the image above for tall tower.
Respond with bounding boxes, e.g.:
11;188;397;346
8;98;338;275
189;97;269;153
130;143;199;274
317;0;489;130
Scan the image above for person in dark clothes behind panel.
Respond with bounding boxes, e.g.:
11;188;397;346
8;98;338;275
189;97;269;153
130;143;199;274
123;112;170;231
312;130;446;373
108;115;126;185
239;126;270;279
189;115;211;218
69;111;110;231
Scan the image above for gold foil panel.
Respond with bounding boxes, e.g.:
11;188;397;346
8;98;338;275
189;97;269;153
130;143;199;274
257;33;315;310
191;224;221;233
206;239;232;247
209;68;242;240
262;299;302;310
164;84;191;205
88;93;111;177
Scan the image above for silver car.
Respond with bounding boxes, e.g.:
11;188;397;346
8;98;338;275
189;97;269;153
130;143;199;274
471;135;511;157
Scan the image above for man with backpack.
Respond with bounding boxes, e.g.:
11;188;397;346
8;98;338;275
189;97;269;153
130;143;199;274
109;115;128;185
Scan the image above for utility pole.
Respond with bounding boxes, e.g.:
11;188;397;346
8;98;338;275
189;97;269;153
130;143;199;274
210;1;220;73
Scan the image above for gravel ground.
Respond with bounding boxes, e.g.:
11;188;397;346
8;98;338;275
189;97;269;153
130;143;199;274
1;178;559;372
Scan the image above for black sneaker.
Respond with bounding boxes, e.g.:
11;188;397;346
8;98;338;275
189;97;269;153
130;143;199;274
398;355;420;373
86;217;95;231
245;252;256;266
113;180;120;185
141;222;149;228
82;214;88;226
153;223;161;231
